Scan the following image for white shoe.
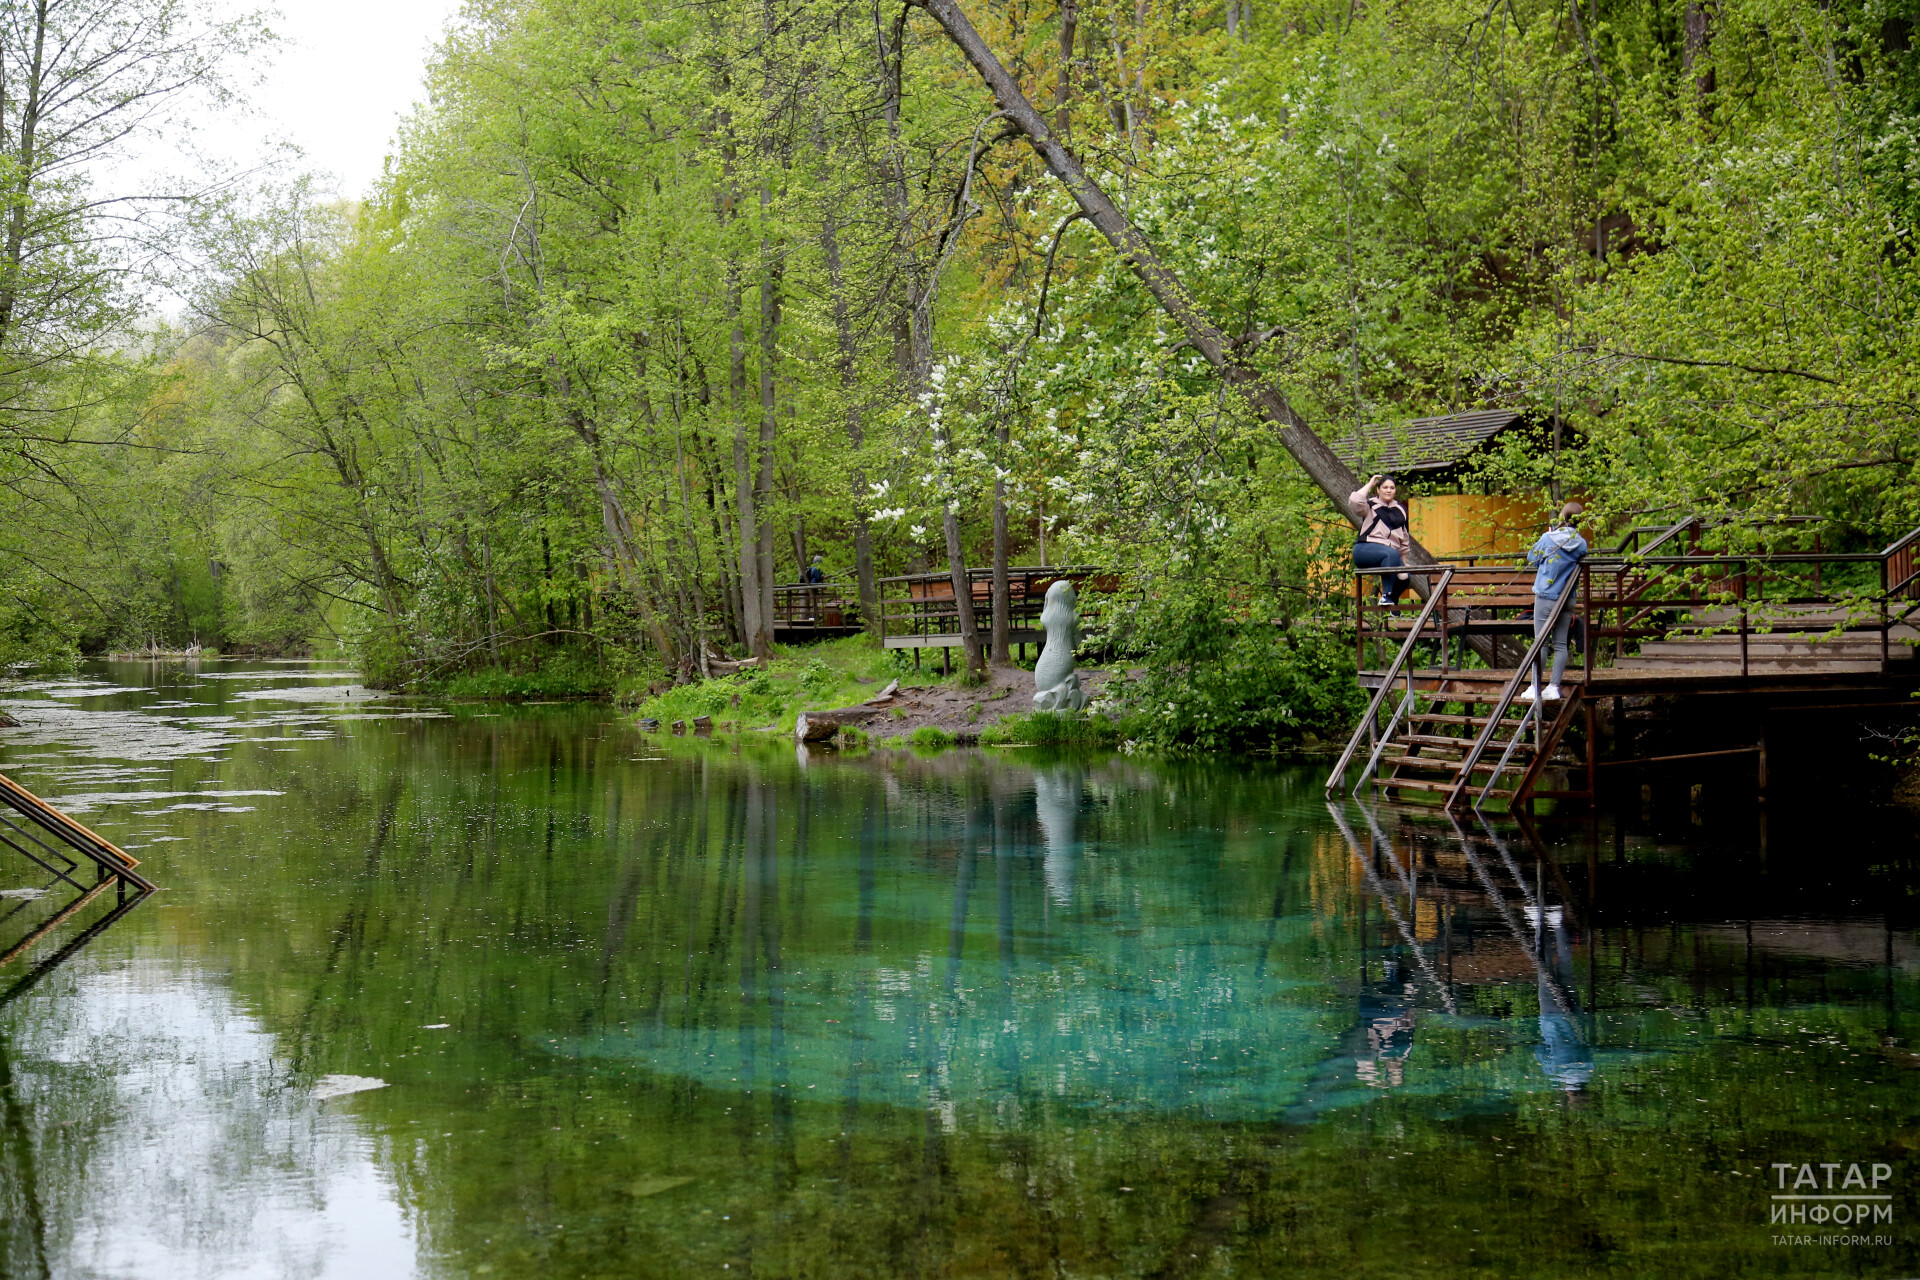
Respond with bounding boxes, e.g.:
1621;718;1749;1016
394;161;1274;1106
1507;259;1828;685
1378;595;1393;606
1519;685;1538;702
1542;685;1562;701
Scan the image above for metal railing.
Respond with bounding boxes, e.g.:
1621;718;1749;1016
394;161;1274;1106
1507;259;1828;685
1445;572;1582;811
1351;520;1920;685
1325;567;1456;797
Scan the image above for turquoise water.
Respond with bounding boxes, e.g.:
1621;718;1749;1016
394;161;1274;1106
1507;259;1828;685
0;660;1915;1277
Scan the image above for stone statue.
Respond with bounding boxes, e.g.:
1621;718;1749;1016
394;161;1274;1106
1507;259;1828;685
1032;579;1089;713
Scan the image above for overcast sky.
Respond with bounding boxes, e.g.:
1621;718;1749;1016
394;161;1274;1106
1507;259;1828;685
220;0;465;197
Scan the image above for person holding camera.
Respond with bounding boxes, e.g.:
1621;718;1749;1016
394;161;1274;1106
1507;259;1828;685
1350;474;1412;606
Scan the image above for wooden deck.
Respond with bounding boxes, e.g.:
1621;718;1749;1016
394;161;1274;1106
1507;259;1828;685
771;583;865;642
1331;519;1920;812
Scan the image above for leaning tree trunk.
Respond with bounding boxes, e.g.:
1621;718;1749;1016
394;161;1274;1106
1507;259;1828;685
907;0;1434;570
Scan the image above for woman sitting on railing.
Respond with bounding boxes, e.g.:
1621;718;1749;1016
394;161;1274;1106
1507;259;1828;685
1349;473;1412;606
1522;502;1589;702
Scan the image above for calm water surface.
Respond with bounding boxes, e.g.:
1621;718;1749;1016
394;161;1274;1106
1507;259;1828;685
0;660;1916;1278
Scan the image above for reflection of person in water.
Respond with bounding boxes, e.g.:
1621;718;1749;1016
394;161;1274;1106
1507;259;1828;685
1528;904;1594;1091
1353;958;1418;1088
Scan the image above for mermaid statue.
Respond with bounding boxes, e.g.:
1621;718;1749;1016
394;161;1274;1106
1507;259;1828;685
1032;579;1089;713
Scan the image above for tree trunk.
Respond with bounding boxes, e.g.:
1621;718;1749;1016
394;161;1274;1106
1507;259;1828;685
0;0;49;349
882;7;985;676
1055;0;1077;140
909;0;1431;566
757;197;781;643
991;420;1011;665
731;261;770;658
1683;2;1714;116
821;198;881;638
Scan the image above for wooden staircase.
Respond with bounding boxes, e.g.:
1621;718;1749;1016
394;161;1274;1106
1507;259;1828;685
1328;572;1590;813
1369;680;1589;808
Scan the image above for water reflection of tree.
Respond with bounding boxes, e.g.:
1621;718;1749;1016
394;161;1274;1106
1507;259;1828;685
57;710;1920;1278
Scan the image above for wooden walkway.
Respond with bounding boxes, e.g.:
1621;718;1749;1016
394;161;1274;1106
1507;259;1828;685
1329;519;1920;812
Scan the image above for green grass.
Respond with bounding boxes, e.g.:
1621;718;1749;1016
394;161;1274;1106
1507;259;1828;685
631;636;926;732
907;725;954;749
978;711;1125;748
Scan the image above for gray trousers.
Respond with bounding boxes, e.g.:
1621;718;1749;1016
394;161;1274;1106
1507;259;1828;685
1533;593;1572;686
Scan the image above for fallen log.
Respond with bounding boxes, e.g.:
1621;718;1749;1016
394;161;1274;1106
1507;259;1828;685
793;683;903;743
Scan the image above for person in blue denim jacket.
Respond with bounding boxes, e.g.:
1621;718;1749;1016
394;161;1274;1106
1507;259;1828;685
1521;502;1588;702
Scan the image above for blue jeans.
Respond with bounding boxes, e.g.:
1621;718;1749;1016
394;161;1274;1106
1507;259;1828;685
1354;543;1407;603
1533;592;1572;686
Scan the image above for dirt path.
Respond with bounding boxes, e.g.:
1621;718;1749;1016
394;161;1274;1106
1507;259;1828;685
857;666;1111;743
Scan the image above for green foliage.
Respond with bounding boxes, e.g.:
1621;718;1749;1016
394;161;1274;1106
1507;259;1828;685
907;725;955;750
1108;598;1366;754
424;650;626;700
3;0;1917;733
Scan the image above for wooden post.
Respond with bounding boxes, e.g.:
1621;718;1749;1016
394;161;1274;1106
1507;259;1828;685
1756;728;1768;801
1584;701;1597;800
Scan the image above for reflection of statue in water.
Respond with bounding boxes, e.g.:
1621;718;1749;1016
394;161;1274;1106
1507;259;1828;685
1032;766;1083;906
1527;903;1593;1091
1032;579;1089;713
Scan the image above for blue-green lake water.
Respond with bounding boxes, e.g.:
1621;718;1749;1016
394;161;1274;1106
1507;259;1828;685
0;660;1916;1277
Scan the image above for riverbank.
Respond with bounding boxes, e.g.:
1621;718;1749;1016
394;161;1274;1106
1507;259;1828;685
630;636;1119;745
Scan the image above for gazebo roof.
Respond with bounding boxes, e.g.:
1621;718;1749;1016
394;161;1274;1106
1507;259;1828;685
1335;409;1530;477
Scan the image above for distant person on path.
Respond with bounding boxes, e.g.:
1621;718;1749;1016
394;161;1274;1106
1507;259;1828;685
1349;473;1412;605
804;554;827;584
1522;501;1589;702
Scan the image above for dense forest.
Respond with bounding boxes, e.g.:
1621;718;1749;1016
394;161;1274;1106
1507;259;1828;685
1;0;1916;735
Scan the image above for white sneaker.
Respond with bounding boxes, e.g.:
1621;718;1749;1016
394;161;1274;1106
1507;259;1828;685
1519;685;1539;702
1378;595;1393;606
1542;685;1562;701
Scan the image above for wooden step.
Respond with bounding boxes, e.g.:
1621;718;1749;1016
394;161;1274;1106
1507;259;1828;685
1388;733;1537;753
1407;711;1533;726
1381;757;1466;775
1370;776;1516;799
1382;752;1533;778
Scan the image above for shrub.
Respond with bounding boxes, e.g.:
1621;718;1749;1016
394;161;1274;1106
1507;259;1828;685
1106;599;1364;754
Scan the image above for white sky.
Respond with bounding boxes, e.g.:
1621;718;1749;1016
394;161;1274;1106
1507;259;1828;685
224;0;466;198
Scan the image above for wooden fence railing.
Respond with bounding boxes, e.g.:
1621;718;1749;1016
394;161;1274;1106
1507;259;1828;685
876;565;1107;651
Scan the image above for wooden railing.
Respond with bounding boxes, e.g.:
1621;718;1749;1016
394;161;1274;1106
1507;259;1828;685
771;583;861;630
1351;521;1920;682
0;772;155;895
876;565;1106;649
